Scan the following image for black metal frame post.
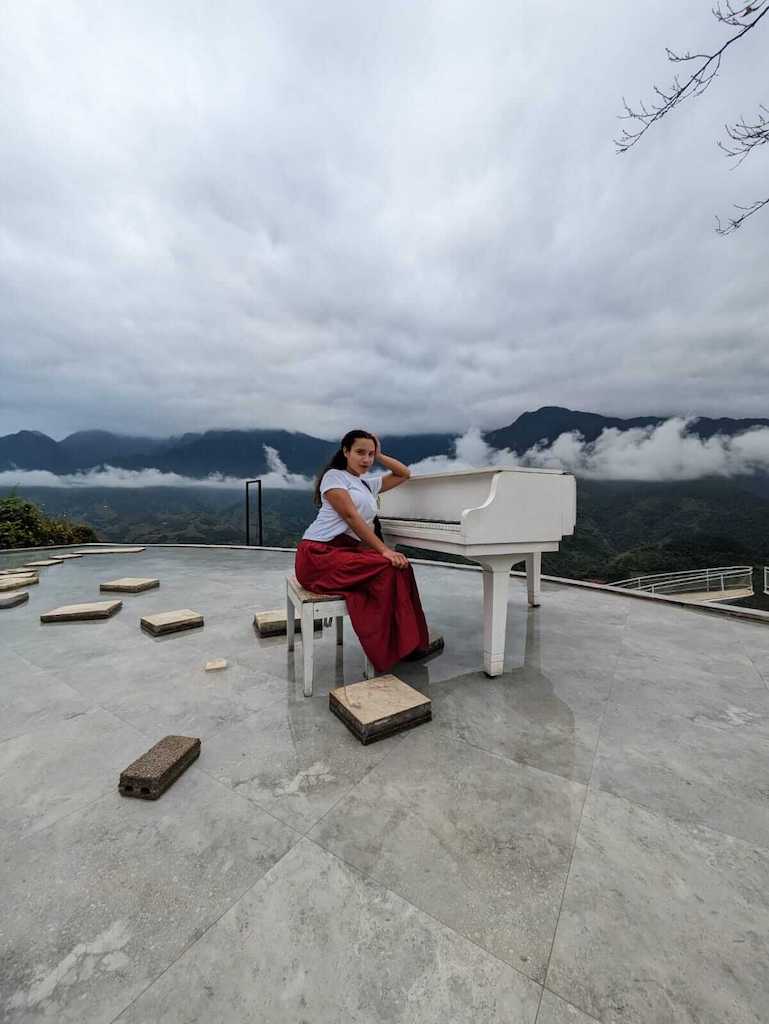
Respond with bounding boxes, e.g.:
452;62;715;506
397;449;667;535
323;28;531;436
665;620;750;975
245;479;263;546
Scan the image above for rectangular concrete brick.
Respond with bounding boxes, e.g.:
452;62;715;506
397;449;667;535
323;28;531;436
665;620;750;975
0;575;39;592
40;600;123;623
141;609;204;636
23;559;63;568
254;609;322;637
75;547;145;554
119;735;201;799
100;577;160;593
0;591;29;609
329;674;432;745
205;658;228;671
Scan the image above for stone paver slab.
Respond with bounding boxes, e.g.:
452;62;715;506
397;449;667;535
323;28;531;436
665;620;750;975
75;546;145;554
0;591;30;609
0;576;38;592
594;700;769;847
203;698;397;832
40;600;122;623
100;577;160;593
254;608;321;636
547;788;769;1024
0;769;298;1024
0;671;90;742
422;666;606;785
23;559;64;567
537;991;600;1023
140;609;203;636
0;708;149;837
117;839;541;1024
310;727;585;983
329;673;431;743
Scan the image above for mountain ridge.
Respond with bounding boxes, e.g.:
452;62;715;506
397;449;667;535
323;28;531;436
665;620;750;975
2;406;768;477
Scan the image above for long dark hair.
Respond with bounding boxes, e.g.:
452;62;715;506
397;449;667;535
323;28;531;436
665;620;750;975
313;429;376;506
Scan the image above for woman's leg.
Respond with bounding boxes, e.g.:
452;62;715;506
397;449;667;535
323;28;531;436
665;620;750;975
295;539;429;672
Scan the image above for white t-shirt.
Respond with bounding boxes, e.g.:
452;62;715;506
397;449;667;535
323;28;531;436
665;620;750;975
303;469;383;543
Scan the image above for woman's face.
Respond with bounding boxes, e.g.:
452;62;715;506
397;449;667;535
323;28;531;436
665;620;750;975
343;437;376;476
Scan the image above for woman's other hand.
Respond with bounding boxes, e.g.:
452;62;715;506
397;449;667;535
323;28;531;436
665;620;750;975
382;547;409;569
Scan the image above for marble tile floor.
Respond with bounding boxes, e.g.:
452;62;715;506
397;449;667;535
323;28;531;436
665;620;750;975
1;545;769;1022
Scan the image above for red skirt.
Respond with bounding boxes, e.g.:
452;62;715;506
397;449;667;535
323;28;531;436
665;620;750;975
295;534;429;674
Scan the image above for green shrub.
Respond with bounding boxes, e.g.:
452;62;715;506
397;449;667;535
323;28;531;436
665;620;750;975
0;495;97;549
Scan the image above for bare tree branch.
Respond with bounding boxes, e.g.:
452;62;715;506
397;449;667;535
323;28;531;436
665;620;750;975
615;2;768;153
616;2;768;234
718;104;769;163
715;195;769;233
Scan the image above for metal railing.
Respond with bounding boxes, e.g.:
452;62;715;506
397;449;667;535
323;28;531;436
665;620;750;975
611;565;753;597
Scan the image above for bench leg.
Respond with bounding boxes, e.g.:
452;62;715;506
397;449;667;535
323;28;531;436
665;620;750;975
301;604;314;696
336;616;344;646
286;590;296;652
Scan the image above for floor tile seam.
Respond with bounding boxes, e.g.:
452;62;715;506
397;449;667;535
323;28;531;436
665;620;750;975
294;734;410;839
615;641;757;675
741;647;769;694
37;703;302;838
535;987;602;1024
0;645;51;674
599;695;769;753
0;702;149;753
108;834;306;1024
177;757;306;839
302;833;546;992
72;675;288;736
0;708;94;748
536;734;599;1016
588;777;769;857
431;727;589;794
6;788;117;846
537;649;620;1016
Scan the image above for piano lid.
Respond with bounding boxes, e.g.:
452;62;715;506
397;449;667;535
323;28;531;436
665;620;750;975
404;466;566;480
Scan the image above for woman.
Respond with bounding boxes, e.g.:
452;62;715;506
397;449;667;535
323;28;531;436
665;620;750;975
295;429;430;673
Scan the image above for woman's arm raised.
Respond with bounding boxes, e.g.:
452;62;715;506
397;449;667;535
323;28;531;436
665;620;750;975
372;435;411;494
324;488;409;568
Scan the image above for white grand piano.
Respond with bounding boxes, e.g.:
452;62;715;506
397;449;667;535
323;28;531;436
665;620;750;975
378;467;576;676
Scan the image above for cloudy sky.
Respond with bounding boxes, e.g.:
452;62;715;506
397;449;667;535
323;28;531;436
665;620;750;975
1;0;767;442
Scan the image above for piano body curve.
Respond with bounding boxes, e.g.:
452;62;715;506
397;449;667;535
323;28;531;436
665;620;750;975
378;467;576;676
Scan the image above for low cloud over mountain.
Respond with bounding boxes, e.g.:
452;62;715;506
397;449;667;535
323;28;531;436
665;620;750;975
2;408;769;486
411;419;769;481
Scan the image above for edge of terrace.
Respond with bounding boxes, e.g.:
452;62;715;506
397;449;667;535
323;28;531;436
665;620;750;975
2;541;768;628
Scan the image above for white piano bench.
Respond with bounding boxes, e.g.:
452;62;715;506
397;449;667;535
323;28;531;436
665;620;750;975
286;575;374;697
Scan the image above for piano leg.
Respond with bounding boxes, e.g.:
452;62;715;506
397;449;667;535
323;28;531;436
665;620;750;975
525;552;541;607
478;558;512;677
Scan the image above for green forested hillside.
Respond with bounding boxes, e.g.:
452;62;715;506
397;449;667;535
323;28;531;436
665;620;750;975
2;480;768;591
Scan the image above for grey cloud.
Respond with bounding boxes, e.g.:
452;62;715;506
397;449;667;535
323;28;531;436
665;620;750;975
1;1;767;439
410;421;769;481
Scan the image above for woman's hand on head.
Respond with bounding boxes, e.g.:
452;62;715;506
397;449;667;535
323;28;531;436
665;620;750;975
382;547;409;569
